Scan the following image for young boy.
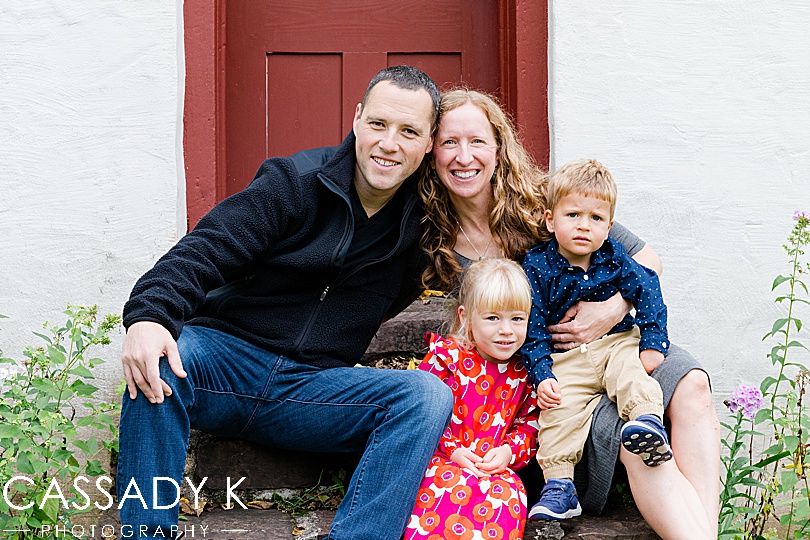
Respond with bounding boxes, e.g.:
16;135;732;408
521;159;672;521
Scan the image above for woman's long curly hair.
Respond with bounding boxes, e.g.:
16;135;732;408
419;88;550;291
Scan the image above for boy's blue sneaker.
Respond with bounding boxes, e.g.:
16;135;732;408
527;478;582;521
620;414;673;466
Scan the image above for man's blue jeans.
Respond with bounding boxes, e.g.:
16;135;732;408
117;326;453;540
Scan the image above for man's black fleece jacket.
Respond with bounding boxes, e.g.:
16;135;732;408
123;132;425;368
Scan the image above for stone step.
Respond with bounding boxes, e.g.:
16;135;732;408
101;506;659;539
175;297;660;538
361;296;452;361
193;434;359;491
187;435;659;539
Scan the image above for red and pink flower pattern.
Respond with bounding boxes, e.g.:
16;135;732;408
404;334;539;540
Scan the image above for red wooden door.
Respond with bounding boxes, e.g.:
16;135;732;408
223;0;500;196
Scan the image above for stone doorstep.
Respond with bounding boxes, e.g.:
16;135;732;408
193;434;360;491
190;435;659;539
176;296;660;538
100;506;658;540
361;296;453;361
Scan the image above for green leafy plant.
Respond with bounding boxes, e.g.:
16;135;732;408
268;470;346;517
719;212;810;539
0;305;121;539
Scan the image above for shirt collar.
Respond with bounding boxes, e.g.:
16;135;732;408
543;237;616;274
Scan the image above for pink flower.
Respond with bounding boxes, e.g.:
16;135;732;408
724;384;763;420
793;210;810;221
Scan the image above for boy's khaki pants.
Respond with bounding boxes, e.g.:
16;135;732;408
537;328;664;481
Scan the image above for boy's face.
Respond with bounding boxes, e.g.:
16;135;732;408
545;192;613;267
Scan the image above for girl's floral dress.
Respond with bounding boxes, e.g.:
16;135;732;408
404;333;540;540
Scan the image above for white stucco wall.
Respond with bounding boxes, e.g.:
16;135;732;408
2;1;808;415
0;2;185;398
548;1;810;409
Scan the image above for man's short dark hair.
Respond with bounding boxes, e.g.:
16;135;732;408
361;65;441;128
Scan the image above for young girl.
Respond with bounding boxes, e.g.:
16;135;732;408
404;258;540;540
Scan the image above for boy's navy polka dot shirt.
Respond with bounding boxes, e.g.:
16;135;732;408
521;237;669;386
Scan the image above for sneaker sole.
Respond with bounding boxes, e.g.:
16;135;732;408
527;503;582;521
621;421;673;467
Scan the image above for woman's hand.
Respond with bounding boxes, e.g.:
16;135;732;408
548;293;631;350
476;445;512;476
450;447;488;478
536;378;562;410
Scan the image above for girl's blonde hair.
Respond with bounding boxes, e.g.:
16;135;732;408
419;88;550;292
448;258;532;349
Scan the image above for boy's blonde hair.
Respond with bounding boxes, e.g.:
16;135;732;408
546;159;618;219
449;258;532;349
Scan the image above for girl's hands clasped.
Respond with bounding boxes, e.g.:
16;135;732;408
451;445;513;477
451;447;486;478
476;445;512;475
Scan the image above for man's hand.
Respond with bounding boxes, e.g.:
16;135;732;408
450;447;487;478
639;349;665;374
121;321;187;404
548;293;631;350
536;378;562;410
476;445;512;476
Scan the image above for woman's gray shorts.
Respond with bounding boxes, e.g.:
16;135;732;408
573;343;707;513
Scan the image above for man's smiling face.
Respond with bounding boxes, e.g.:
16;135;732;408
352;81;434;213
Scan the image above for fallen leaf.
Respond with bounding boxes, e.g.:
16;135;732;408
179;497;210;516
419;289;447;302
247;500;274;510
292;526;306;536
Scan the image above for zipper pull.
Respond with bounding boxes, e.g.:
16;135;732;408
320;286;330;301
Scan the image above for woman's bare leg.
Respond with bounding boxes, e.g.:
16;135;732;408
622;368;720;539
665;369;721;529
621;449;714;540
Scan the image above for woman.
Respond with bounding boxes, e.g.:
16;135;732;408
419;88;720;540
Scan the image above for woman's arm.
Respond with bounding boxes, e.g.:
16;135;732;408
632;244;663;276
610;221;663;275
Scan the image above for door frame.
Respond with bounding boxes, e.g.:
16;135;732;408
183;0;548;229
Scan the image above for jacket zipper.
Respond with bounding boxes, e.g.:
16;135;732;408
289;174;353;355
289;176;417;357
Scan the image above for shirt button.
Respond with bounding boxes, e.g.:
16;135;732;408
662;342;668;349
583;274;589;281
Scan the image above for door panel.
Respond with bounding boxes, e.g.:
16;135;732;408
388;53;463;90
225;0;500;196
266;54;343;158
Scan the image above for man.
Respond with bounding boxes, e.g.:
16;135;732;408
118;66;453;540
